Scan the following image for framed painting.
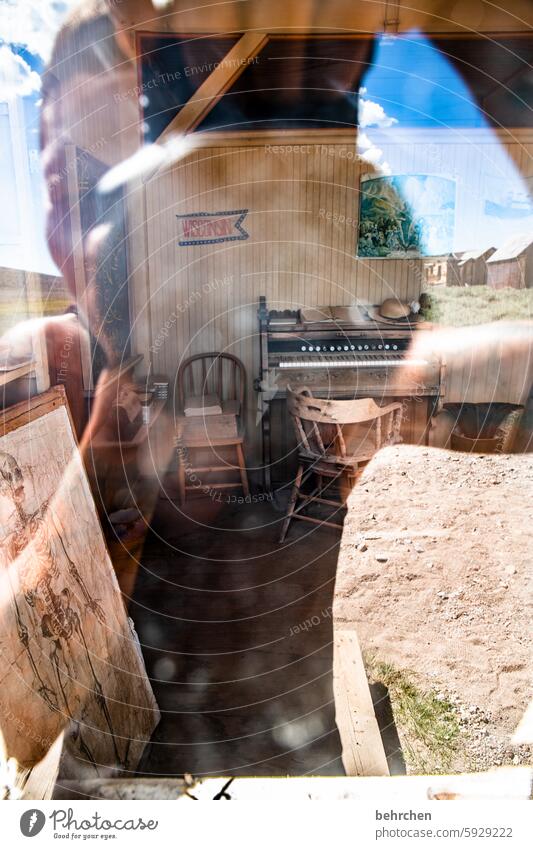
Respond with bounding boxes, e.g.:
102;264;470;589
357;174;456;258
0;386;159;775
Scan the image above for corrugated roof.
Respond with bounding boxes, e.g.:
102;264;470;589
487;232;533;262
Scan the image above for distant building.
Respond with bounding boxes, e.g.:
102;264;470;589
486;233;533;289
457;247;496;286
423;254;461;286
0;267;67;337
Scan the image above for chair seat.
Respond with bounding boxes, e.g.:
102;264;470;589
298;429;378;469
175;416;244;446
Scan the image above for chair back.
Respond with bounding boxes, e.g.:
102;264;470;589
287;387;401;460
177;352;246;412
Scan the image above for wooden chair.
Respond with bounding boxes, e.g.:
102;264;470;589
279;387;403;542
174;352;249;504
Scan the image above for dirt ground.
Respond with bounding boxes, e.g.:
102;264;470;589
334;444;533;774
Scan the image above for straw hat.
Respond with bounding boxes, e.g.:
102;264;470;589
366;298;420;324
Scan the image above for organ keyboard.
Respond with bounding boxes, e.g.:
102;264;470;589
255;296;444;488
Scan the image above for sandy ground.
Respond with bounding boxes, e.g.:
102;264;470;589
334;445;533;773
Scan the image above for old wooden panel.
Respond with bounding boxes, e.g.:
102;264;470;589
333;629;389;776
0;387;159;774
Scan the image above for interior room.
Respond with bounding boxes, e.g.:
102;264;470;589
0;0;532;803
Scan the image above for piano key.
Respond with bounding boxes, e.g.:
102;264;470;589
277;357;429;368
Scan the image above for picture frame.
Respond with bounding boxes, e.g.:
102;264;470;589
357;173;456;259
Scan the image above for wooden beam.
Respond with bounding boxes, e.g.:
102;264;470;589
333;629;390;776
156;31;268;142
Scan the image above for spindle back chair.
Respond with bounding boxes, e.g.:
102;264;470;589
175;352;249;504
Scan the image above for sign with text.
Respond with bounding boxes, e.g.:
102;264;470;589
176;209;249;246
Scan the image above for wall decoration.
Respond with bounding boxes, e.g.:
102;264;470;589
357;174;456;258
176;209;249;246
0;387;159;773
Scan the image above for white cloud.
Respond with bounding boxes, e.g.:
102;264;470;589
356;95;396;174
0;45;41;99
0;0;78;63
357;131;391;175
359;97;398;129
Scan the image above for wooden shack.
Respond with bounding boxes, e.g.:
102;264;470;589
486;233;533;289
423;254;461;287
458;247;496;286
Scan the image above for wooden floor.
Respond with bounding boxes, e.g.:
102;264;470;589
131;495;345;777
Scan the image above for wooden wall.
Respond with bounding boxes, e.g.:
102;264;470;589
487;247;533;290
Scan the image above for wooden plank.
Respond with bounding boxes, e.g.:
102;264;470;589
157;32;268;142
0;384;70;436
333;629;390;776
0;361;35;388
14;732;64;801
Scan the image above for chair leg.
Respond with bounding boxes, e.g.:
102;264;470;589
177;449;186;506
279;463;304;543
235;443;250;497
340;468;357;505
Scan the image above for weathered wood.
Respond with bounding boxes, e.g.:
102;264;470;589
333;629;390;777
288;391;402;426
0;386;159;774
156;32;269;142
177;413;239;441
13;732;64;801
279;389;403;539
0;360;35;388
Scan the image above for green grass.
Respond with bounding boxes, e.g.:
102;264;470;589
367;658;461;774
421;286;533;327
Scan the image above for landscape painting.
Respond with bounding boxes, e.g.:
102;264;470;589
0;388;159;774
357;174;456;258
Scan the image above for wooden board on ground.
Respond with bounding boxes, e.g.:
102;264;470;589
333;629;390;776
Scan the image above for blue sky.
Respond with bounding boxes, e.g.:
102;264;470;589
362;34;488;129
0;0;76;274
0;11;530;273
